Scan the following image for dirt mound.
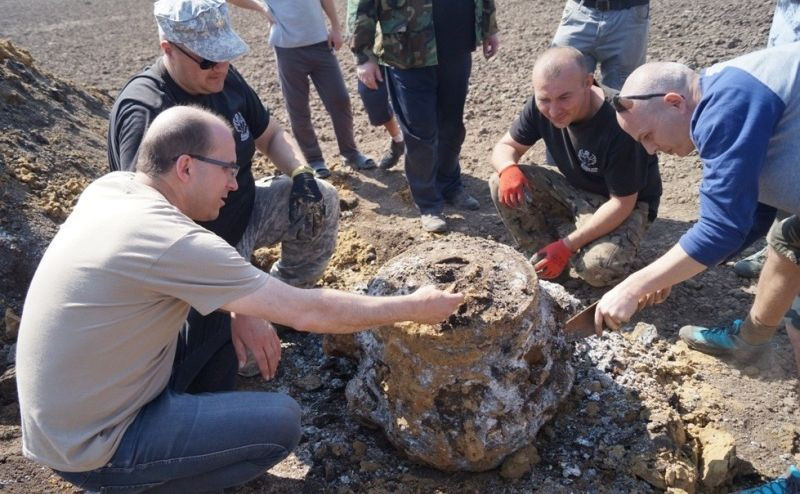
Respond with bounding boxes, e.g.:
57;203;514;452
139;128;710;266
0;39;110;310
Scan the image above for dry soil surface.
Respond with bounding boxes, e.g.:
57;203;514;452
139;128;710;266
0;0;798;492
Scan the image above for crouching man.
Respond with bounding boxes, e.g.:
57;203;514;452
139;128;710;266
489;46;661;287
16;106;463;493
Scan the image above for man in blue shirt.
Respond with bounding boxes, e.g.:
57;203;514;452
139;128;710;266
593;42;800;375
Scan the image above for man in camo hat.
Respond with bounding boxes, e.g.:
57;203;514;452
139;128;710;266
108;0;339;393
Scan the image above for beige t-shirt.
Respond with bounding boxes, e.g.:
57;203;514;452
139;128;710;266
16;172;268;472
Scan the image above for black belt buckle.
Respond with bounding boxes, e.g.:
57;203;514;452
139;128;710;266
596;0;611;10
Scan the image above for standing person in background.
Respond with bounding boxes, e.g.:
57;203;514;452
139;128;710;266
551;0;650;90
354;60;405;170
348;0;500;233
230;0;375;178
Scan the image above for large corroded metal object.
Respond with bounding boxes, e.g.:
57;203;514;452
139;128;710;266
345;236;575;471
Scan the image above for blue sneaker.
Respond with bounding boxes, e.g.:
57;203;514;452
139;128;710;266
737;465;800;493
678;319;769;362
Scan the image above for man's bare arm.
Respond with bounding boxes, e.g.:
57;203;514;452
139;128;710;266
490;132;531;174
253;119;306;175
222;277;464;334
565;193;638;251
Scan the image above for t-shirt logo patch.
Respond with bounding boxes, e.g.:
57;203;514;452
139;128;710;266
232;112;250;142
578;149;598;173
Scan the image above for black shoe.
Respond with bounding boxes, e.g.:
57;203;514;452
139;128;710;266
308;159;331;178
378;139;404;170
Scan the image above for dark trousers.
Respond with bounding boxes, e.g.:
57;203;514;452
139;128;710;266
386;52;472;214
275;42;358;162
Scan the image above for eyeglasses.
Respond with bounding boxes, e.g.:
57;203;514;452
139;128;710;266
171;43;219;70
611;93;668;113
174;153;240;177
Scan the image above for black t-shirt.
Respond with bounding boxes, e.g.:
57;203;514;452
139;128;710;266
433;0;476;59
107;59;270;246
509;91;661;220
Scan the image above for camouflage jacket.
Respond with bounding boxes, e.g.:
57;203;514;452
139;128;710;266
347;0;498;69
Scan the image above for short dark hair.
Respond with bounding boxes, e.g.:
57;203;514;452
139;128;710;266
135;105;230;176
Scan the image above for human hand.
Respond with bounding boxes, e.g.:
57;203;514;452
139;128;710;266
289;170;325;241
483;33;499;60
412;285;465;324
594;283;641;334
498;164;530;209
231;313;282;380
533;239;572;279
357;61;383;90
637;286;672;311
328;29;343;50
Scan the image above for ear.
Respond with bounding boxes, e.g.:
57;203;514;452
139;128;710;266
174;154;193;183
585;73;594;88
160;39;172;56
664;92;684;108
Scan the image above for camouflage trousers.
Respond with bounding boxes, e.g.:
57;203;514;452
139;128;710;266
488;164;652;287
766;215;800;332
236;175;340;288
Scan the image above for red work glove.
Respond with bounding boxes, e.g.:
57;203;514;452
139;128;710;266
498;164;530;209
533;239;573;279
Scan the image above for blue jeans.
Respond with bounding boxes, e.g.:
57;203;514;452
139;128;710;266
386;51;472;214
552;0;650;90
55;389;301;493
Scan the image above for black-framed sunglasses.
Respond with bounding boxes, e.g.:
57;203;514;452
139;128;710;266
611;93;668;113
174;153;240;177
171;43;219;70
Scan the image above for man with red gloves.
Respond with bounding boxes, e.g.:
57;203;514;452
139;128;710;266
489;46;661;287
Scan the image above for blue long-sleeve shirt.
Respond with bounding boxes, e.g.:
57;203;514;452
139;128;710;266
679;42;800;266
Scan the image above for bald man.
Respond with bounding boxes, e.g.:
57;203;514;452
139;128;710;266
489;46;661;287
595;42;800;374
16;106;463;492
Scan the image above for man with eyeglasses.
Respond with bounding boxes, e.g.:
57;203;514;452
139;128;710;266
17;105;463;492
108;0;339;386
595;42;800;377
489;46;661;287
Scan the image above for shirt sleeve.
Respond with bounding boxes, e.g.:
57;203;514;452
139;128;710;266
679;69;786;266
509;97;542;147
108;102;154;172
146;229;268;315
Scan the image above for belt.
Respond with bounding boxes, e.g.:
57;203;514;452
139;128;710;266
580;0;648;11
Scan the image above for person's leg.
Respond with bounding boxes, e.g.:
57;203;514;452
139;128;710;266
306;44;365;164
551;0;600;76
169;310;237;394
236;175;339;288
573;201;651;287
385;65;442;216
56;389;301;493
679;215;800;363
274;46;324;164
488;165;574;257
357;74;404;170
435;51;477;208
594;4;649;90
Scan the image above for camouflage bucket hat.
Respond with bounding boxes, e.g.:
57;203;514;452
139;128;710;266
154;0;249;62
